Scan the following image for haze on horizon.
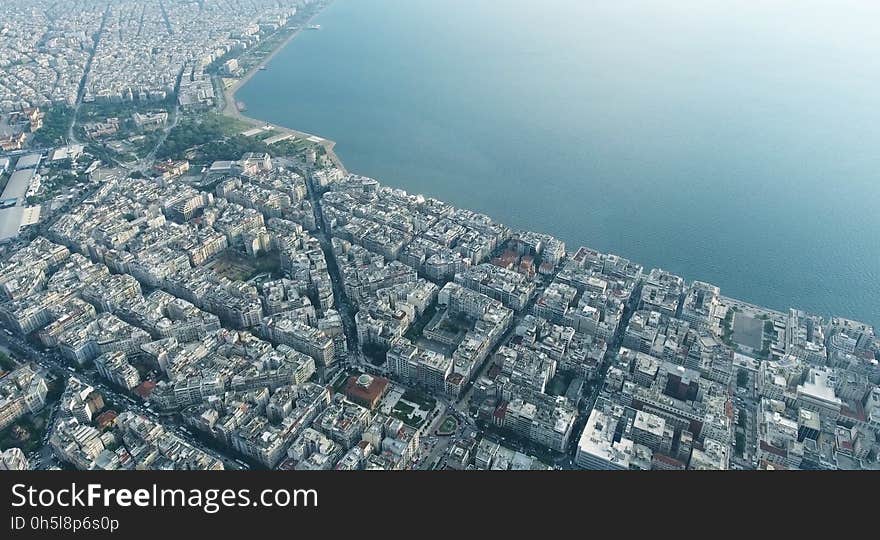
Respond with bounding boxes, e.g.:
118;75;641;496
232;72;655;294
239;0;880;325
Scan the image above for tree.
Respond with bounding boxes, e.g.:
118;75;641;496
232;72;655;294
31;106;74;146
0;351;15;371
737;368;749;388
156;114;267;163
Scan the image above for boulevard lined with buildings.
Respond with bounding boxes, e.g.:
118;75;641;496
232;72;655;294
0;0;302;111
1;145;878;471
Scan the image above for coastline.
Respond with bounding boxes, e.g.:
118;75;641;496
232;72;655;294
214;3;875;327
220;2;347;173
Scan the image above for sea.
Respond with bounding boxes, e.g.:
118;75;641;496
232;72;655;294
237;0;880;326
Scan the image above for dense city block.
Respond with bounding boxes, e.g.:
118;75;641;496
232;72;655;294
1;0;879;472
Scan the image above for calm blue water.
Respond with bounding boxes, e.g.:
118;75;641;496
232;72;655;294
239;0;880;326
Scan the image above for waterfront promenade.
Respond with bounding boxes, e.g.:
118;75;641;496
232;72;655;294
220;3;347;174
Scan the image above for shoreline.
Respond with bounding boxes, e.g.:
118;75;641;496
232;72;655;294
215;4;873;327
220;1;347;173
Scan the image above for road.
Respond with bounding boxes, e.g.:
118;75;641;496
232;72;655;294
67;5;111;145
414;400;449;470
133;96;182;172
729;370;759;469
280;156;361;368
0;333;244;470
450;263;561;419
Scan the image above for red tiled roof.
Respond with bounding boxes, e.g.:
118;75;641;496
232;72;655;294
759;441;787;458
132;381;156;399
343;374;389;407
96;410;118;428
493;401;508;420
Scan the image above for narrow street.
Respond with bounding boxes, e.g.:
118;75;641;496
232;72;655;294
0;332;244;470
286;155;361;366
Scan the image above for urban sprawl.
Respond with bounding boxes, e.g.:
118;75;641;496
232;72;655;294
0;0;878;473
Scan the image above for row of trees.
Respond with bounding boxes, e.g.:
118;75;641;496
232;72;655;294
156;114;270;163
31;106;74;147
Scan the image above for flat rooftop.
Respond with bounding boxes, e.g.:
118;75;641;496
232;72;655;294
14;153;41;170
0;206;24;242
732;312;764;350
1;169;35;202
264;133;294;145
